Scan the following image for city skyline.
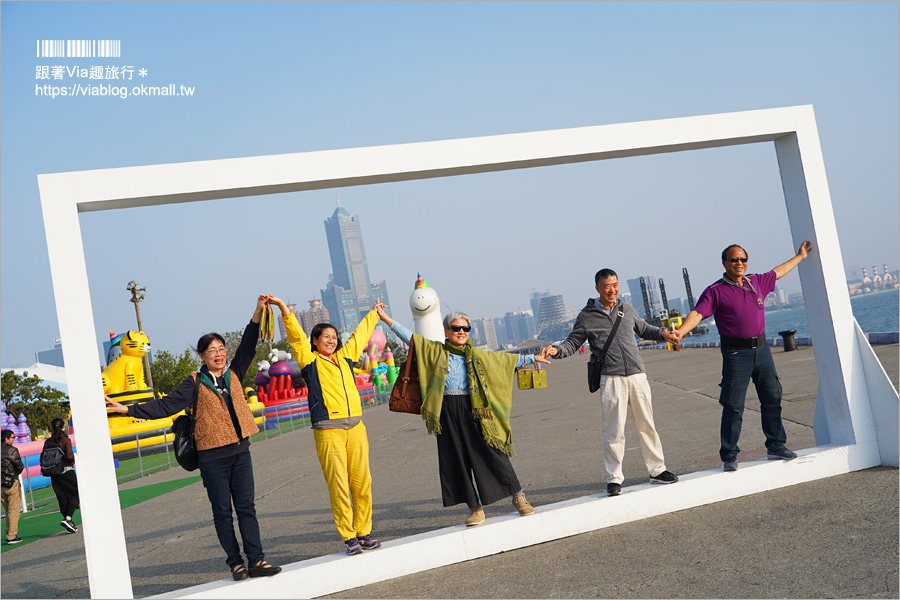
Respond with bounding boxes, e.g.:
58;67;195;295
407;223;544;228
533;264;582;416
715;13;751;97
2;2;897;367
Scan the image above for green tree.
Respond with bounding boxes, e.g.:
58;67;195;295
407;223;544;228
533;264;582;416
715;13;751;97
1;371;70;439
149;349;200;395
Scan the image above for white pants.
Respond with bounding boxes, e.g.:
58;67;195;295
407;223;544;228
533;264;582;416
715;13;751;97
598;372;667;484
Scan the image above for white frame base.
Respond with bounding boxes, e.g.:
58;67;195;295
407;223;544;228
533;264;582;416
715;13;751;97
150;444;880;599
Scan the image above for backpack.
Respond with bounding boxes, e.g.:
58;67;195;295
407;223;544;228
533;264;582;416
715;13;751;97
40;439;66;476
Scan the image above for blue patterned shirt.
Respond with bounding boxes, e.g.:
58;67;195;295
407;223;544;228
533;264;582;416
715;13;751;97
389;321;534;393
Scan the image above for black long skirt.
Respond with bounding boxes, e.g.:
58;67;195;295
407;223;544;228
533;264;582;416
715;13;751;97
436;395;521;508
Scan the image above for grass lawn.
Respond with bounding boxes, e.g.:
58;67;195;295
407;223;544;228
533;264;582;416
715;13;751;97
2;475;201;552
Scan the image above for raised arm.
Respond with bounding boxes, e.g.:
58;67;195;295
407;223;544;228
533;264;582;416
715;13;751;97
773;241;812;280
337;300;381;361
375;301;414;345
230;295;268;379
268;295;315;367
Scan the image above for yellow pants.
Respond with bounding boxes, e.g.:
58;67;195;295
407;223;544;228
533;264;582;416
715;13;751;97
314;422;373;541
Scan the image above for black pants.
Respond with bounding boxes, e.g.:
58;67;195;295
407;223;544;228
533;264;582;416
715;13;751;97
198;449;264;569
436;395;521;508
50;470;80;519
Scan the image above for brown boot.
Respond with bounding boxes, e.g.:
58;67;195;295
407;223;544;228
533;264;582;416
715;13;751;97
465;506;485;527
512;492;534;516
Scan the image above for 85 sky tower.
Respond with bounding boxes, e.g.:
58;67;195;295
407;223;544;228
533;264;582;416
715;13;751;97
320;203;392;336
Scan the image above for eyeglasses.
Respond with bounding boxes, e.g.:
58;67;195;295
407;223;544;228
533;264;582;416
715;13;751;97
449;325;472;333
205;347;227;356
729;258;748;263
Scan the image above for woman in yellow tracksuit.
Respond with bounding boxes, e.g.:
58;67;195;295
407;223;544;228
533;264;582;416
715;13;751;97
267;295;385;556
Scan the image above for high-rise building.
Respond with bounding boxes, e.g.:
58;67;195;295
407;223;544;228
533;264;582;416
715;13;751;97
775;286;789;306
502;311;536;346
292;298;332;334
529;291;551;324
536;294;567;334
472;316;499;349
626;276;663;321
320;204;392;336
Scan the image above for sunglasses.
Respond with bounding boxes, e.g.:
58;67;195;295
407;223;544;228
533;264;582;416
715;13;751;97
729;258;748;263
449;325;472;333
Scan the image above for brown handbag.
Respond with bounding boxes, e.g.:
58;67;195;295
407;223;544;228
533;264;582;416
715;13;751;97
389;336;422;414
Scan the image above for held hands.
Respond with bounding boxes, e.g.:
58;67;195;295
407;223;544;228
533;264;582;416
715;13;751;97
264;295;290;316
373;300;391;325
105;395;128;414
661;329;682;351
661;329;682;344
538;345;558;362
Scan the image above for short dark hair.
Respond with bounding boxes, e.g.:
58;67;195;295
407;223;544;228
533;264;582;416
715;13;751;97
310;323;343;354
1;429;14;441
196;333;226;355
595;268;618;286
721;244;748;262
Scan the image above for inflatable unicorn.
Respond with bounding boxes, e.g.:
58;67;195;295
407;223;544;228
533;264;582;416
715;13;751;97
410;273;444;342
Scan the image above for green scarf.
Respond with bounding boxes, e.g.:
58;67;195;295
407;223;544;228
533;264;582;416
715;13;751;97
414;334;519;456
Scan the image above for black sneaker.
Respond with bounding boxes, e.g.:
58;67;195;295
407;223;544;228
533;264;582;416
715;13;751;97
650;470;679;484
6;537;23;544
767;447;798;460
723;457;739;472
61;519;78;534
344;537;362;555
606;483;621;497
358;534;381;551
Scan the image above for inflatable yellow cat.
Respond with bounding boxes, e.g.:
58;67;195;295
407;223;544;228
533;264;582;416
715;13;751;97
102;331;153;401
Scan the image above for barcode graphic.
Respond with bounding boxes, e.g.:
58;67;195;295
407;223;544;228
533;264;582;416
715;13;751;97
36;40;121;58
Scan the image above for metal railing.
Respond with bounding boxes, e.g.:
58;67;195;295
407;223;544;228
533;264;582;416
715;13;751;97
3;385;393;517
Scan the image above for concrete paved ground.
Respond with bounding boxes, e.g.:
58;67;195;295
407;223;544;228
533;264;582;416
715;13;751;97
1;344;896;599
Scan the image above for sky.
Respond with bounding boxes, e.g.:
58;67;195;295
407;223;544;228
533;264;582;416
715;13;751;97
2;1;898;368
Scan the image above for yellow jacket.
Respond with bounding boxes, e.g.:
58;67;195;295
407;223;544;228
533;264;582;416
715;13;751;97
284;311;379;424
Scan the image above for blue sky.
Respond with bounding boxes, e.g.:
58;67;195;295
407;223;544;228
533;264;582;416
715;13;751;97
2;1;898;367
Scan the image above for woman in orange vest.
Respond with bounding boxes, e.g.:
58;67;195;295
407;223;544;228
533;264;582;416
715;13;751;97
107;295;281;581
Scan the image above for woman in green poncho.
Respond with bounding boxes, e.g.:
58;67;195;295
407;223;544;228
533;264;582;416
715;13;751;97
376;305;551;527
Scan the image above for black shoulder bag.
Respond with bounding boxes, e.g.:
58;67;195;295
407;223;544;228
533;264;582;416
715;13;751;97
171;374;200;471
587;302;625;393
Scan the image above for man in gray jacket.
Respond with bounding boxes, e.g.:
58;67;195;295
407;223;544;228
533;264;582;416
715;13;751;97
544;268;679;496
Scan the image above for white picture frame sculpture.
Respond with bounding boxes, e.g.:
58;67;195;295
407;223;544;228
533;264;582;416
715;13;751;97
38;105;898;599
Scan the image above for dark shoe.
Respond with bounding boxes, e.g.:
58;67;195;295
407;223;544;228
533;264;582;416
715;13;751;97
723;457;739;472
606;483;621;497
359;534;381;551
344;537;363;555
231;565;249;581
248;561;281;577
61;519;78;533
650;470;679;484
6;537;23;545
767;447;798;460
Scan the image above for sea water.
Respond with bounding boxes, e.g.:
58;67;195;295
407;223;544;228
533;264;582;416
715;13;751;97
685;288;898;342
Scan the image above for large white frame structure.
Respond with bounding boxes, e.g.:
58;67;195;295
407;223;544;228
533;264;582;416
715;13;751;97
38;105;898;599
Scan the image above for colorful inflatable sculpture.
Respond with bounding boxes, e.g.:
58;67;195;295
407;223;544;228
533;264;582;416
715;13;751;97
102;329;265;455
410;272;444;342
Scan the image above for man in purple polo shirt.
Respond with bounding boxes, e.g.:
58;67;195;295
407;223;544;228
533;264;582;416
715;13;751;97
675;241;813;472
